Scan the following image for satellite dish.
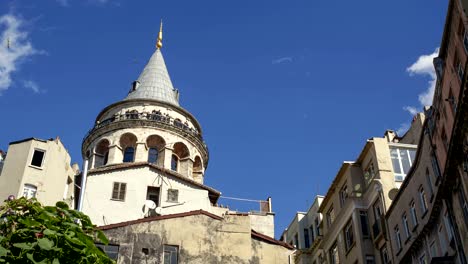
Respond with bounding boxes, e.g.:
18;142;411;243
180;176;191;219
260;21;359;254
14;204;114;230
142;200;157;217
155;207;163;215
388;188;399;200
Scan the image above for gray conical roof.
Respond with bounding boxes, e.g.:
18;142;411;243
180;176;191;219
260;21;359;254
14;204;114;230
126;49;179;106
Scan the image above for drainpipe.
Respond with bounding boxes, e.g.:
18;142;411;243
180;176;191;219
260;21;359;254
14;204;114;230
77;159;89;211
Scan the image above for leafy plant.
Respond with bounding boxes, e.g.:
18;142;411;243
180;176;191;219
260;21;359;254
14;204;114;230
0;197;114;264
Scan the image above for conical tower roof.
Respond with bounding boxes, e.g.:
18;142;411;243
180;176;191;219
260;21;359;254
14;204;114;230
126;48;179;106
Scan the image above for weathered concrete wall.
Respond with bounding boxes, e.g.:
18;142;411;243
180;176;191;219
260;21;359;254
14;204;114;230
249;213;275;238
102;213;292;264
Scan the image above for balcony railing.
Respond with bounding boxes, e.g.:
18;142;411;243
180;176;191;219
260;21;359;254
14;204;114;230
83;111;203;143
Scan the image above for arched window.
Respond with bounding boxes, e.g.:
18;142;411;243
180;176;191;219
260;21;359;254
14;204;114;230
103;151;109;165
171;155;178;171
148;148;159;164
123;147;135;163
174;118;183;129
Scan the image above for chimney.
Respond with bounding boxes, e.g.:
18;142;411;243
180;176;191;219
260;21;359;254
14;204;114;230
384;130;396;142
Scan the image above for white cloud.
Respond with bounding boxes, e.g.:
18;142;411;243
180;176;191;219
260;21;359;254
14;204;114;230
0;13;39;95
23;80;40;93
272;56;293;65
397;48;439;135
406;48;439;106
403;106;418;116
396;123;410;136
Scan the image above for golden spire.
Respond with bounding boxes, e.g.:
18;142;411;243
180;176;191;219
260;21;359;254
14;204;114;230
156;20;163;49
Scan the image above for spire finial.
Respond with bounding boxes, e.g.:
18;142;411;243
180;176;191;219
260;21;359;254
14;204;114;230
156;19;163;49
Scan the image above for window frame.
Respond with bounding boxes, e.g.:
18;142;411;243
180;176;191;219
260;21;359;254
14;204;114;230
389;147;416;181
111;182;127;201
123;147;135;163
419;187;428;215
167;189;179;203
394;226;402;251
30;149;46;168
344;220;355;251
163;244;179;264
402;213;410;239
23;184;37;199
148;147;159;164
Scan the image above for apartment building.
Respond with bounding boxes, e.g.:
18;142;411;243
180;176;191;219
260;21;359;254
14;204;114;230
282;115;424;264
281;196;324;263
0;137;78;207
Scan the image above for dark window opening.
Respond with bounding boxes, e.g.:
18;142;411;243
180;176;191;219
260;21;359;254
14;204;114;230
123;147;135;163
171;155;178;171
163;245;178;264
148;148;159;164
31;150;45;167
147;186;160;206
360;211;370;238
96;244;119;260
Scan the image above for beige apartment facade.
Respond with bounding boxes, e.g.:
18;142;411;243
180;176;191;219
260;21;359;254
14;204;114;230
0;137;77;207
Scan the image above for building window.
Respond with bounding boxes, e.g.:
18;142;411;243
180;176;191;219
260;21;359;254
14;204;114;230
123;147;135;163
103;151;109;165
402;213;410;239
429;240;437;257
441;128;449;152
439;225;448;254
327;206;335;227
329;242;339;264
148;148;159;164
425;168;434;198
111;182;126;201
167;189;179;203
31;149;45;167
455;54;464;80
464;30;468;53
431;153;441;179
366;255;375;264
380;246;390;264
448;89;457;113
394;226;402;251
294;233;299;248
419;188;428;214
443;211;453;241
410;201;418;227
163;245;178;264
419;253;427;264
310;225;315;243
171;155;178;171
364;162;376;186
360;211;370;238
340;184;348;207
389;147;416;181
304;228;310;248
23;184;37;199
147;186;160;206
344;220;354;251
96;244;119;260
315;217;321;236
458;187;468;226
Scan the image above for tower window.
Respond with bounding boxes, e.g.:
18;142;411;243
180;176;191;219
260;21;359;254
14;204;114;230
146;186;160;206
31;149;45;167
123;147;135;163
111;182;126;201
148;148;158;164
171;155;178;171
167;189;179;203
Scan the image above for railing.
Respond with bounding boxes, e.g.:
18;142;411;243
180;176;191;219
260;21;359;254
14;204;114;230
83;111;203;143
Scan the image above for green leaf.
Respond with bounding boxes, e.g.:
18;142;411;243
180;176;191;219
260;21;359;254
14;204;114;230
0;245;9;257
37;238;54;250
96;230;109;245
55;202;69;210
52;258;60;264
13;242;35;250
43;229;58;236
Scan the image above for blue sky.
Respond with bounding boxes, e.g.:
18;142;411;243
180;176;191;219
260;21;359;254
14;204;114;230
0;0;447;237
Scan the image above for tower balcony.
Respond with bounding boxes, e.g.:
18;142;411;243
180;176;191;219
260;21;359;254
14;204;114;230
82;111;209;163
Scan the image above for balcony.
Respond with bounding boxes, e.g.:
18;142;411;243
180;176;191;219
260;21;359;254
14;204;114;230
82;111;207;153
